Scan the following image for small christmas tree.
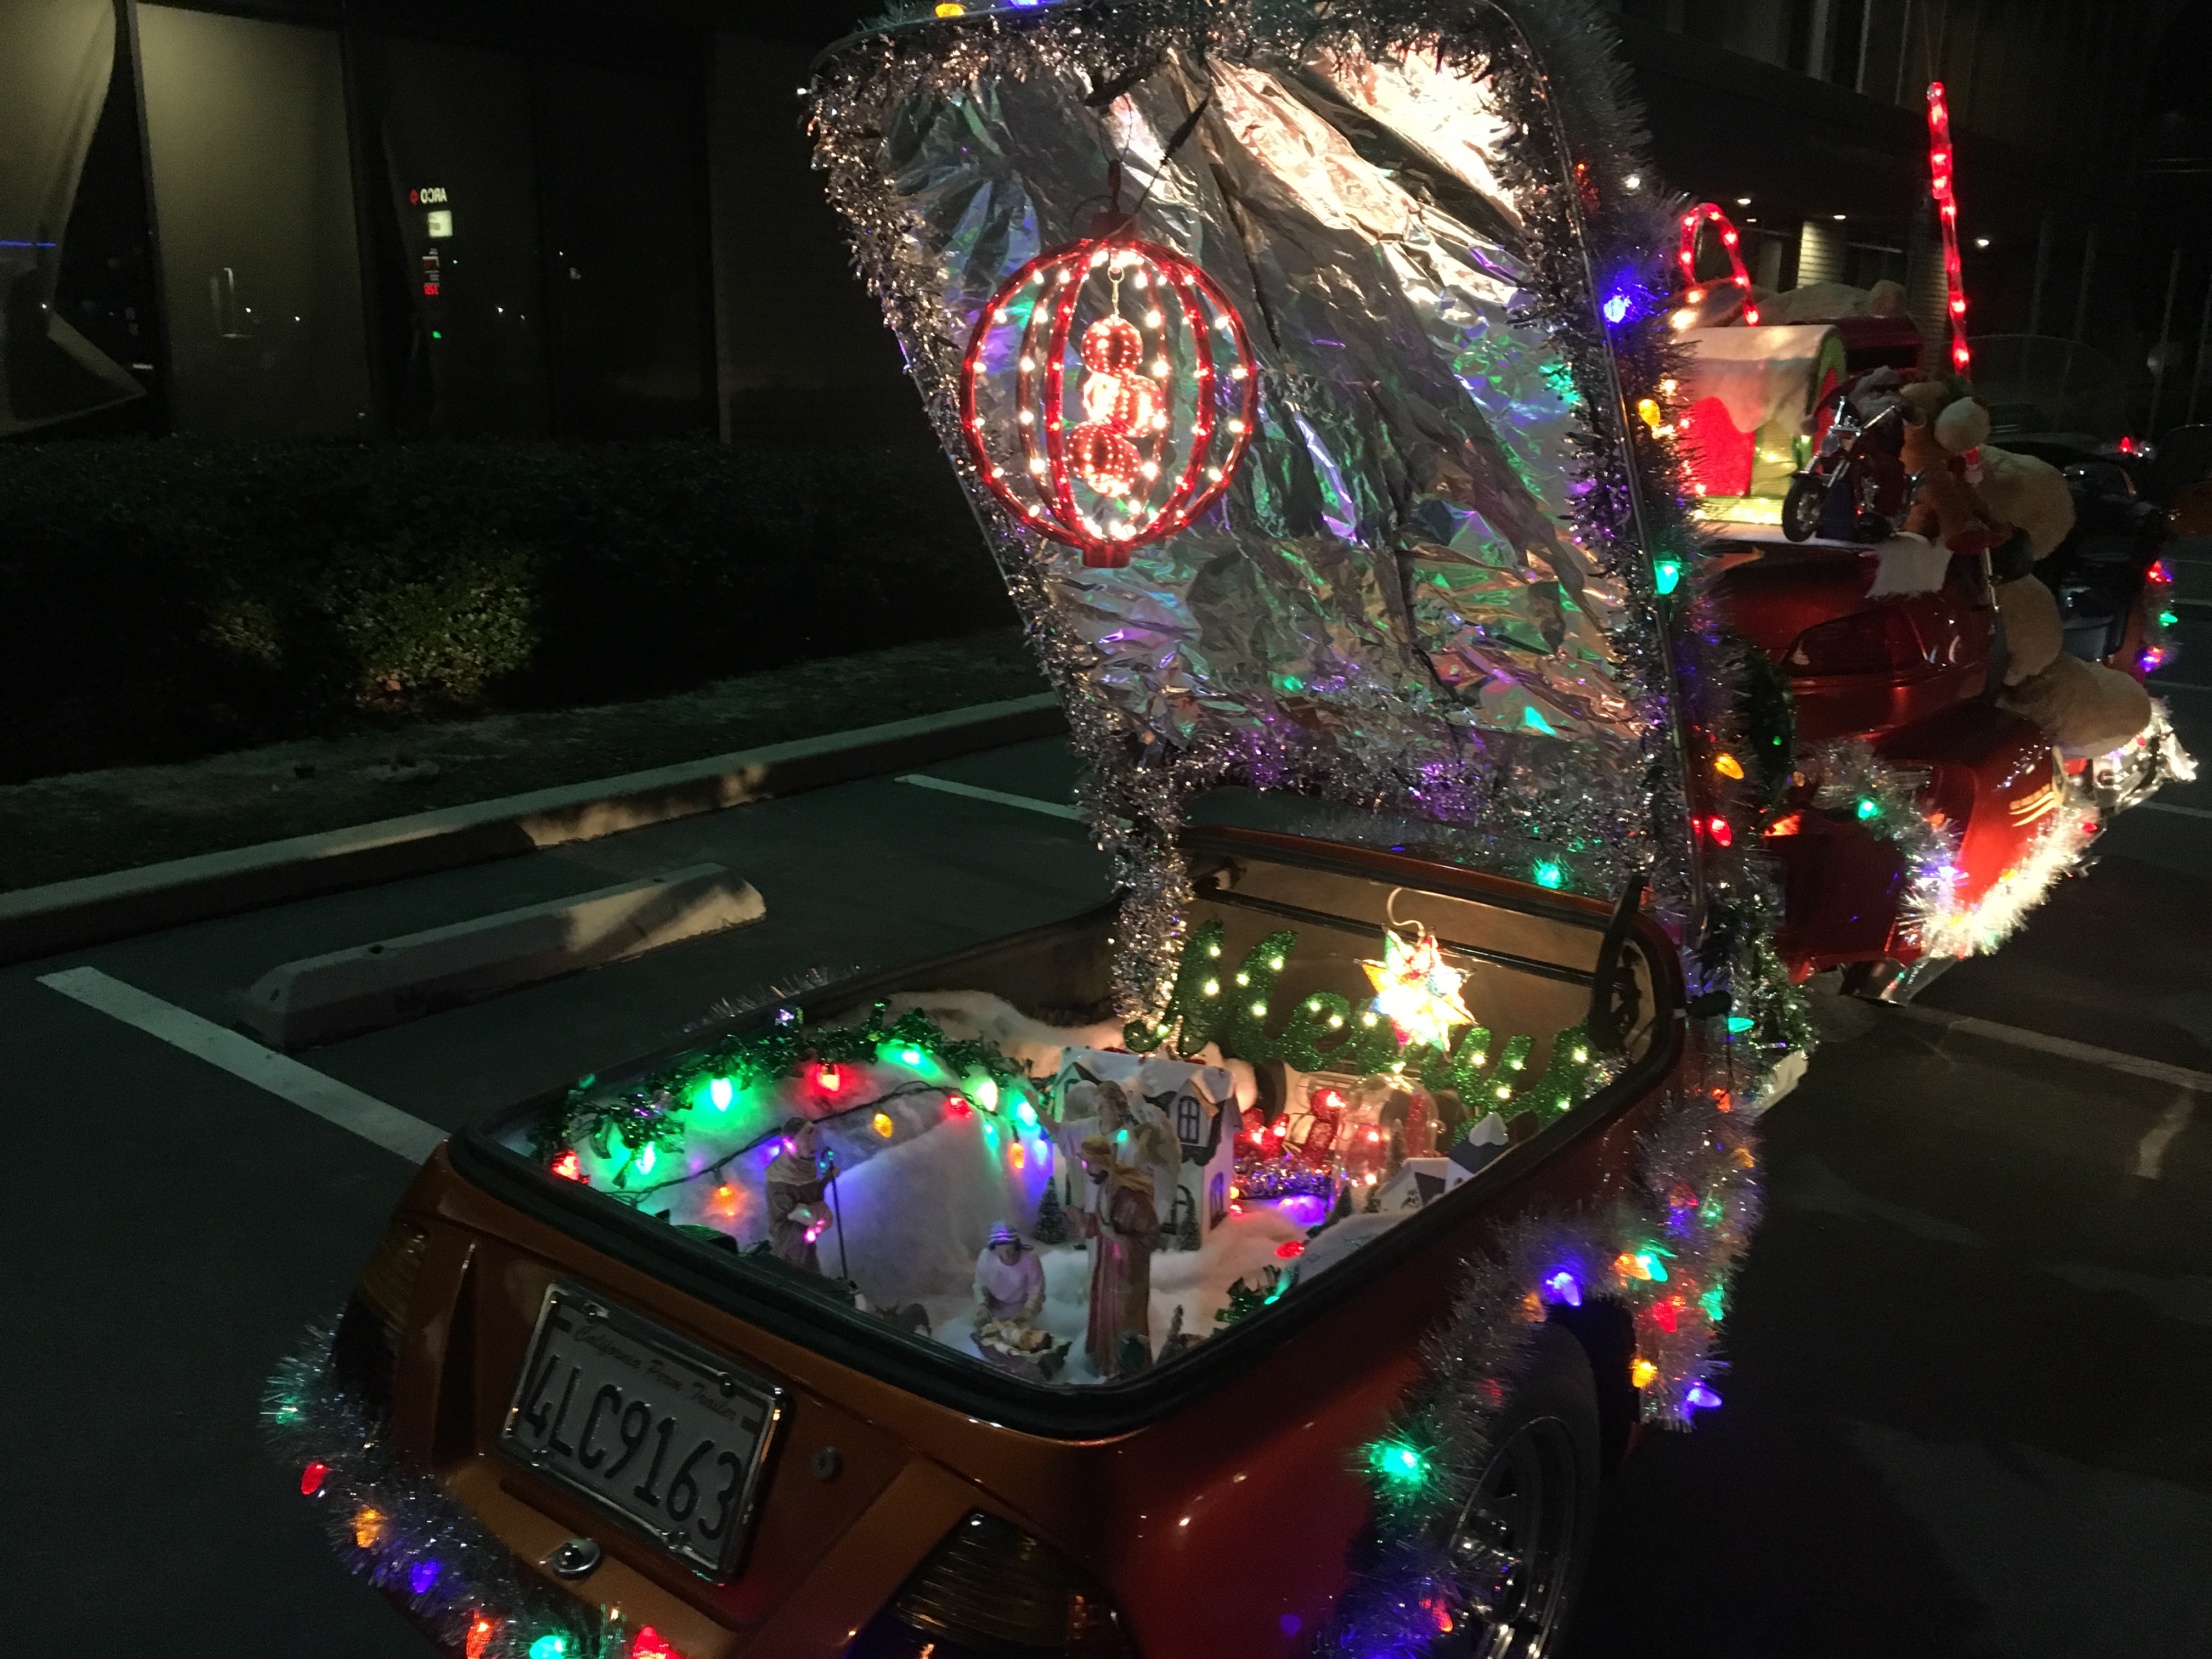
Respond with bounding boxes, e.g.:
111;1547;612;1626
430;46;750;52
1175;1193;1201;1252
1213;1267;1283;1325
1315;1182;1355;1233
1032;1180;1069;1245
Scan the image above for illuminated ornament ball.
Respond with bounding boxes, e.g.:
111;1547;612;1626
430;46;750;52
1360;926;1475;1051
960;231;1259;568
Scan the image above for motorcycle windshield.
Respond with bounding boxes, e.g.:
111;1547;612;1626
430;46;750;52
811;2;1695;950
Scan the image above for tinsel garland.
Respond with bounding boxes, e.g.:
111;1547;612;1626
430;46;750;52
1799;735;2112;969
1319;1076;1763;1657
265;1325;661;1659
1915;795;2101;961
1799;737;1962;945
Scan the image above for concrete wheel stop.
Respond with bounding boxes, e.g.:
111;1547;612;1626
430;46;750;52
237;862;765;1049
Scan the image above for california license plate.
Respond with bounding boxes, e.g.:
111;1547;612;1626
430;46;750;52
501;1283;783;1579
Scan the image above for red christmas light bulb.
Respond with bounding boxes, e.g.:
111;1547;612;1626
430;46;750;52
815;1064;842;1092
300;1461;329;1496
631;1630;682;1659
550;1149;584;1182
465;1615;499;1659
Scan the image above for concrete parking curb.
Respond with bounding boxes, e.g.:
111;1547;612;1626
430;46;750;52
0;692;1066;968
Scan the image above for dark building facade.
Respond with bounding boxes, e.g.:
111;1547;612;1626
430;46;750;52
2;0;2197;444
3;0;912;444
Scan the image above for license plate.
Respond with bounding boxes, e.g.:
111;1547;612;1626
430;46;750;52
501;1283;783;1579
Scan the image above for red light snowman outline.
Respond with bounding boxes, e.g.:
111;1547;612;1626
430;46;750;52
960;233;1259;568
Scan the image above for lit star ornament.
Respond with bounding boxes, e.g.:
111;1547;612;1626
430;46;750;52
1361;925;1474;1050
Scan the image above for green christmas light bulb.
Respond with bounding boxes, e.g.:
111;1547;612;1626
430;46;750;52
1369;1440;1431;1489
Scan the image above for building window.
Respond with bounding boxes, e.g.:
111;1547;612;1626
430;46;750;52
1176;1094;1203;1146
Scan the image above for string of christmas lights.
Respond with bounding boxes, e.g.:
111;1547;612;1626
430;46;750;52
531;1003;1035;1178
1926;81;1972;376
266;1324;682;1659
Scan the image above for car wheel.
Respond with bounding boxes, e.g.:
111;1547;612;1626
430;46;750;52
1429;1323;1602;1658
1782;475;1823;541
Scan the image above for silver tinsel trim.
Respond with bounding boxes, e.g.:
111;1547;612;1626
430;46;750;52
264;1326;640;1659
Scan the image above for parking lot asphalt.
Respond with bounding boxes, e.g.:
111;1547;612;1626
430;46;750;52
4;603;2210;1657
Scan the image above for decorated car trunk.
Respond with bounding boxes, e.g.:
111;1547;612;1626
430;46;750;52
267;4;1807;1658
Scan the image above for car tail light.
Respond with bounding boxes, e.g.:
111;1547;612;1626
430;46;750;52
849;1511;1138;1658
329;1217;428;1424
1786;608;1926;676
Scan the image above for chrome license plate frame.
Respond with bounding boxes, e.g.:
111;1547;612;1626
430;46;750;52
500;1281;783;1580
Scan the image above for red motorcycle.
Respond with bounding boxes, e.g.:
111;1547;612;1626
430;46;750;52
1679;288;2173;996
1716;540;2066;997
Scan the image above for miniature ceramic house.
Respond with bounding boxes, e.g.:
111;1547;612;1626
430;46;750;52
1052;1048;1240;1244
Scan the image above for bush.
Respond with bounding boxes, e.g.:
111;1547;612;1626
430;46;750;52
0;438;1006;781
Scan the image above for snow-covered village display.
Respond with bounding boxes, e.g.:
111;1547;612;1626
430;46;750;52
505;918;1611;1387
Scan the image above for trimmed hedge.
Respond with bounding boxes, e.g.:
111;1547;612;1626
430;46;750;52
0;438;1003;782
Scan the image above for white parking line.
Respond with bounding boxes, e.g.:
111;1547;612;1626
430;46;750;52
896;774;1088;821
2134;1091;2196;1180
38;966;444;1164
1887;1003;2212;1092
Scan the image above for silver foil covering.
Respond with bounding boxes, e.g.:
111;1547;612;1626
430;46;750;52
813;5;1697;1003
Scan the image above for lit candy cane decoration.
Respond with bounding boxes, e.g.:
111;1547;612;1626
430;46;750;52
1926;82;1970;375
1675;203;1759;325
960;234;1258;568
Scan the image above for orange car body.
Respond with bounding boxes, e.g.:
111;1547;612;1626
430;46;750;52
336;838;1690;1658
